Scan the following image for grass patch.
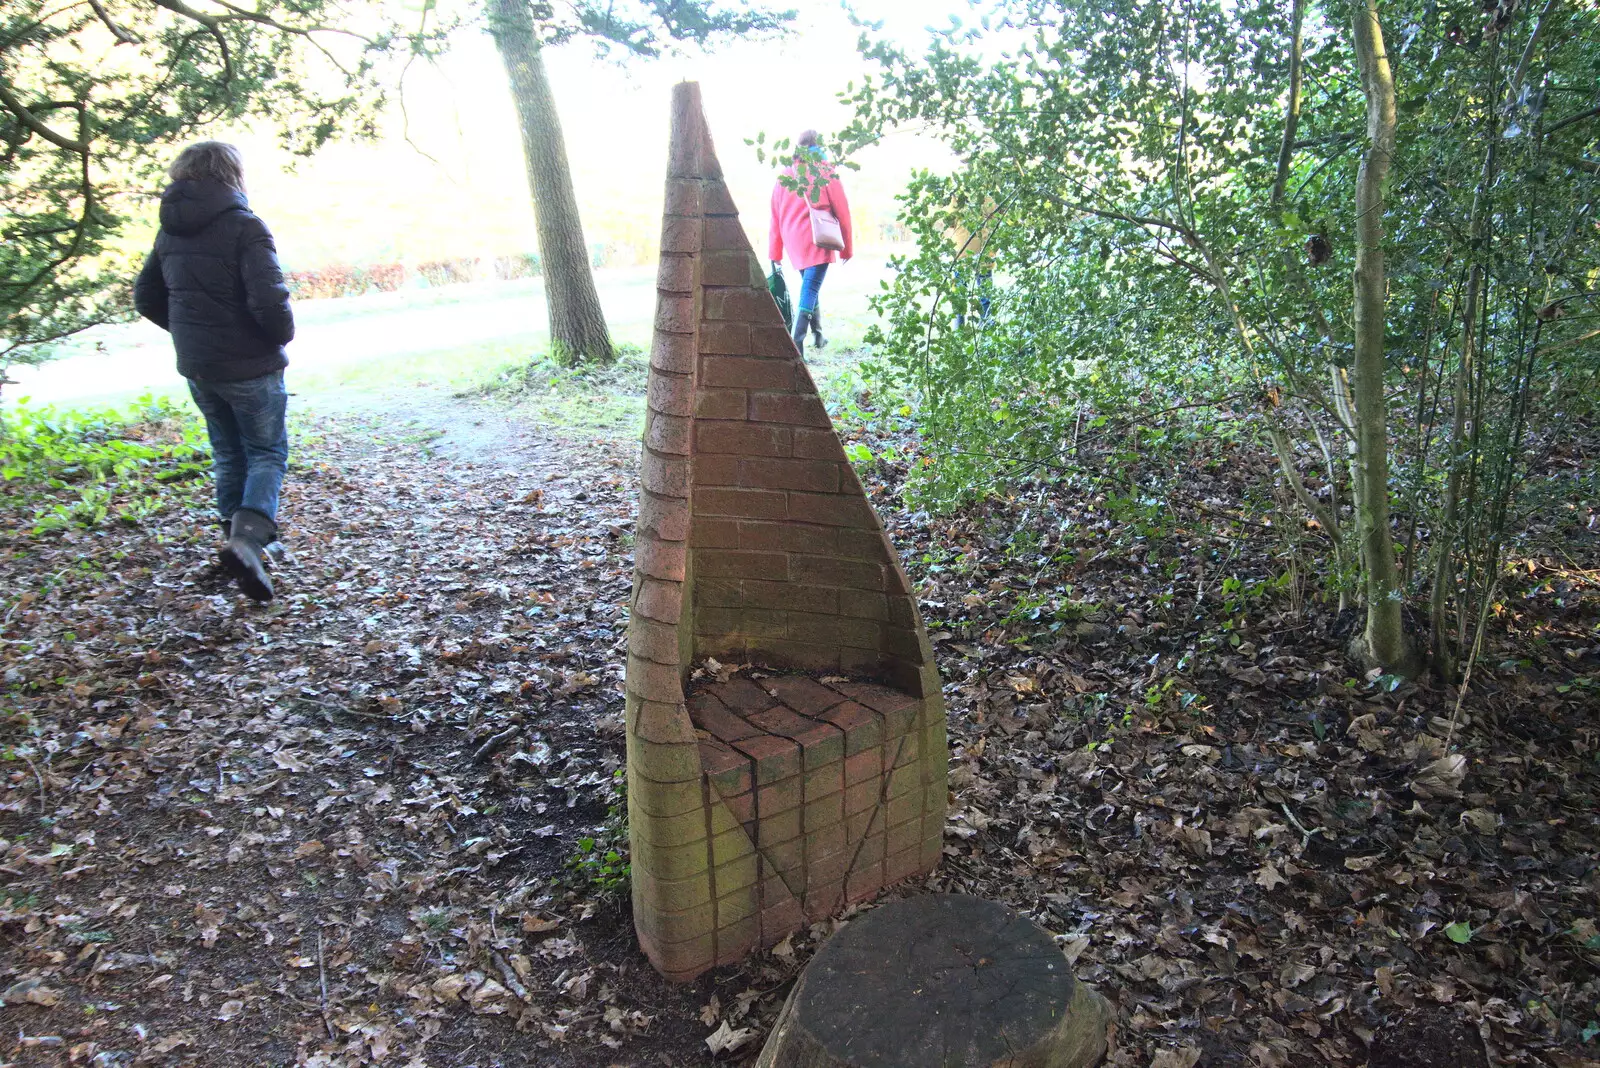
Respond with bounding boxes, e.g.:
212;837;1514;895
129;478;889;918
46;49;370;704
0;396;207;537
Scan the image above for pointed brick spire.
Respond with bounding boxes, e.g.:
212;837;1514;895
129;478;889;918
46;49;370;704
625;82;945;982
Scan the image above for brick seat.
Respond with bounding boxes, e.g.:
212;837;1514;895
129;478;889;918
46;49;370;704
687;673;942;939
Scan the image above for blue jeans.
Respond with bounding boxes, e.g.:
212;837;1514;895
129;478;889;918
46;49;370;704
186;371;288;523
797;263;828;314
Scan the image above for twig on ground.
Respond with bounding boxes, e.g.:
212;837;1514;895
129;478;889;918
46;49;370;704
317;929;334;1040
472;726;521;763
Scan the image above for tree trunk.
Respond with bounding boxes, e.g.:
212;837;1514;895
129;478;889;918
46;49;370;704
486;0;614;365
1430;36;1501;679
1349;0;1411;671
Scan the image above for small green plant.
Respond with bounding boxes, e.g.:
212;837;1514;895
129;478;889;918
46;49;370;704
563;769;630;899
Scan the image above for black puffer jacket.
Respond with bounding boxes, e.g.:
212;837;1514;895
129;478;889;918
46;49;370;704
133;179;294;382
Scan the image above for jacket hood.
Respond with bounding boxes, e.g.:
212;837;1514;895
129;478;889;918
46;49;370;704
159;179;248;237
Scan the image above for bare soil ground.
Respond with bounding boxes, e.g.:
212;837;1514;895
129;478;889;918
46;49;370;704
2;387;1598;1067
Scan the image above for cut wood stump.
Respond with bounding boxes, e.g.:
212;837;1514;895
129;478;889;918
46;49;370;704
756;894;1112;1068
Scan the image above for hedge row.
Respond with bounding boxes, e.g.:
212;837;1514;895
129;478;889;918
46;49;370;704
284;253;542;300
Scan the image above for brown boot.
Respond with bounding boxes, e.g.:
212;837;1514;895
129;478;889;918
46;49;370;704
221;508;276;602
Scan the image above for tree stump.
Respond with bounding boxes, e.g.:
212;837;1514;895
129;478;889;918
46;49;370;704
757;895;1112;1068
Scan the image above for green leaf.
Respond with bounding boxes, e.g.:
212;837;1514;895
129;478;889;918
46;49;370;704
1444;921;1473;944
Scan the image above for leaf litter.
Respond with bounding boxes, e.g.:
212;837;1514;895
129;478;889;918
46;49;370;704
1;395;1598;1066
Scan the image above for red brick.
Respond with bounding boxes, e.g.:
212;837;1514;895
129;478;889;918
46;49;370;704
880;627;925;666
692;454;740;487
749;392;830;427
694;388;747;420
760;899;805;945
887;594;917;628
704;180;739;217
694;605;741;636
803;790;844;833
749;707;843;769
663;177;703;216
789;611;880;649
629;616;680;664
694;578;742;607
789;555;885;592
660;215;701;253
835;527;892;562
885;559;914;597
714;677;778;715
651;331;696;375
704;287;779;323
787;492;876;529
844;778;880;816
838;589;889;621
646;412;691;456
845;805;885;843
794;427;847;460
846;862;885;904
885;846;922;884
632;698;693;745
694;487;787;520
742;580;836;614
887;790;922;830
729;733;800;785
701;248;753;286
696;421;793;457
756;774;802;817
699;321;751;356
740;458;839;493
830;681;916;718
636;537;686;582
656;253;695;295
736;521;836;555
636;578;683;625
741;609;789;640
689;691;760;742
640;492;689;540
803;883;844;921
642;451;689;497
843;746;882;785
766;676;845;717
760;639;839;674
713;914;761;968
696;550;789;582
823;703;883;755
700;357;794;391
628;658;685;705
760;809;803;850
704;215;751;251
719;787;755;828
696;632;746;665
656;252;694;294
854;831;888;867
648;371;694;418
700;739;753;797
656;293;695;333
751;324;798;358
839;647;884;677
804;761;844;799
689;517;740;549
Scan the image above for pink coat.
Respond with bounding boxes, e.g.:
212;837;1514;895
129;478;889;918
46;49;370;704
768;164;853;270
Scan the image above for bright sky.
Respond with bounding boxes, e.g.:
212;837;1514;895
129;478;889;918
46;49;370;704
229;0;972;272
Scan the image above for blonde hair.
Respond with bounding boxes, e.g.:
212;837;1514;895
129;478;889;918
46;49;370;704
168;141;246;192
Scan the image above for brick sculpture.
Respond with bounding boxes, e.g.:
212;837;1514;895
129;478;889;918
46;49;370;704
624;81;947;981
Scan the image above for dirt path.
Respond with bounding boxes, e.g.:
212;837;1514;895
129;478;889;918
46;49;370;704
4;389;1598;1067
0;397;760;1067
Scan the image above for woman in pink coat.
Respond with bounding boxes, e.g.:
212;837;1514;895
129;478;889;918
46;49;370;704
769;130;853;357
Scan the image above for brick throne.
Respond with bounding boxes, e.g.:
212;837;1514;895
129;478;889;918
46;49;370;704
624;82;946;982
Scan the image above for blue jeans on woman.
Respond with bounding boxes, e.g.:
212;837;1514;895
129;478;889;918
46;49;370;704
186;370;288;523
797;263;828;315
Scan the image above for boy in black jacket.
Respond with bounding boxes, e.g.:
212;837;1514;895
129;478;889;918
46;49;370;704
134;141;292;602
